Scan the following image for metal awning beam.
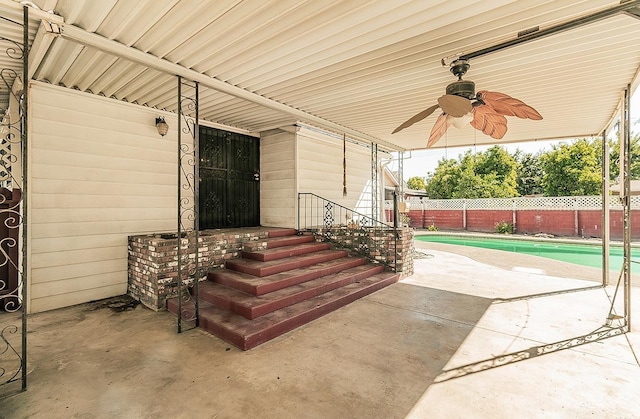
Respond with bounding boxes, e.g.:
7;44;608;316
458;0;640;61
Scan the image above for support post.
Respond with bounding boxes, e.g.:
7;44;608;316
602;135;610;286
177;77;183;333
176;77;200;333
20;5;29;391
393;189;399;230
371;143;378;220
621;85;632;330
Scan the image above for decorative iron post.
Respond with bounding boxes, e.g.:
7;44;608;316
176;76;200;333
0;5;28;397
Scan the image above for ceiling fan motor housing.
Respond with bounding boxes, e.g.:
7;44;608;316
446;80;475;99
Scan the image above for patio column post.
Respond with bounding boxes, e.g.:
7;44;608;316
602;134;610;286
621;85;632;330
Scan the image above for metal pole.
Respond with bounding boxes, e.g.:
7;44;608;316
622;85;632;330
398;151;404;201
393;189;399;230
371;143;378;220
193;81;199;327
297;193;300;231
20;5;29;391
177;76;183;333
602;135;610;286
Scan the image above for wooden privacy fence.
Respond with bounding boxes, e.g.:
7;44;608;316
385;195;640;240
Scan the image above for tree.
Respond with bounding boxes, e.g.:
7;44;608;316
425;158;460;199
406;176;426;190
424;146;519;198
540;139;600;196
473;146;518;197
604;135;640;181
515;151;544;196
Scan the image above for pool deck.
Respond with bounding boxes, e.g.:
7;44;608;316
1;241;639;418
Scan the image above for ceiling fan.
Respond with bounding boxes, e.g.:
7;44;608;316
392;59;542;147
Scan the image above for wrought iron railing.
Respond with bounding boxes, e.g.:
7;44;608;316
1;5;28;398
298;193;398;271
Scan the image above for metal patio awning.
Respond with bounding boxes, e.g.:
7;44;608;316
2;0;640;152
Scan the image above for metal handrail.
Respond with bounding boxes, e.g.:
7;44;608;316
297;193;399;272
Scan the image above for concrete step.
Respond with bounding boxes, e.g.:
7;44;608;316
210;256;367;296
167;272;399;350
225;249;348;277
242;242;331;262
199;264;384;319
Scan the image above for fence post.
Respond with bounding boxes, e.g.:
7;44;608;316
573;197;579;236
512;199;517;233
463;200;467;230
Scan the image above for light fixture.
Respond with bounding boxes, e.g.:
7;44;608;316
155;116;169;136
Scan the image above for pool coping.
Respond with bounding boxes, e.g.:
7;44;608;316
413;230;640;248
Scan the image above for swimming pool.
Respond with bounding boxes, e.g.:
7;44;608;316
415;234;633;269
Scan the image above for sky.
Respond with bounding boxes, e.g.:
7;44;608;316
392;89;640;181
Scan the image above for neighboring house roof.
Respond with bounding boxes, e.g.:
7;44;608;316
1;1;639;152
384;169;428;197
384;168;399;188
611;179;640;195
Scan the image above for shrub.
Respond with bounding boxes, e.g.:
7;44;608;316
495;221;514;234
427;223;438;231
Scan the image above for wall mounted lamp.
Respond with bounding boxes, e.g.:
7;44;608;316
155;116;169;136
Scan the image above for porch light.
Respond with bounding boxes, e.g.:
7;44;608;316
155;116;169;136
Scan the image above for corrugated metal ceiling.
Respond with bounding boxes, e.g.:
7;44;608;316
3;0;640;151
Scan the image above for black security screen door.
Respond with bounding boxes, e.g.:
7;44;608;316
199;127;260;229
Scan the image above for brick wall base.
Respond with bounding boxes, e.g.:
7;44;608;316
311;226;414;278
128;228;270;311
129;226;416;311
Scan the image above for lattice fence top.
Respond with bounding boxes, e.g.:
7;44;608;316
384;195;640;211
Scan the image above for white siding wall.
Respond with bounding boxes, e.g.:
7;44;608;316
260;129;296;227
297;130;375;218
28;82;178;313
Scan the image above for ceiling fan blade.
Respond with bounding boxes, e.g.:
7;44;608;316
437;94;473;118
427;113;452;147
476;91;542;120
392;104;439;134
471;105;508;139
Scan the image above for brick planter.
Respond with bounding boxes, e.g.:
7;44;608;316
128;228;270;310
312;226;414;278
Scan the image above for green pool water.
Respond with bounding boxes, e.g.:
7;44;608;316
416;235;633;269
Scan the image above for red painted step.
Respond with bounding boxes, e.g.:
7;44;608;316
167;272;399;350
263;234;314;249
210;256;367;296
242;242;331;262
199;264;384;319
266;228;297;238
226;249;348;277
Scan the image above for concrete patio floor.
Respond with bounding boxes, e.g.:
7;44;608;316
1;240;639;418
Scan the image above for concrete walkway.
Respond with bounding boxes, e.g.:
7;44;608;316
1;241;639;418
